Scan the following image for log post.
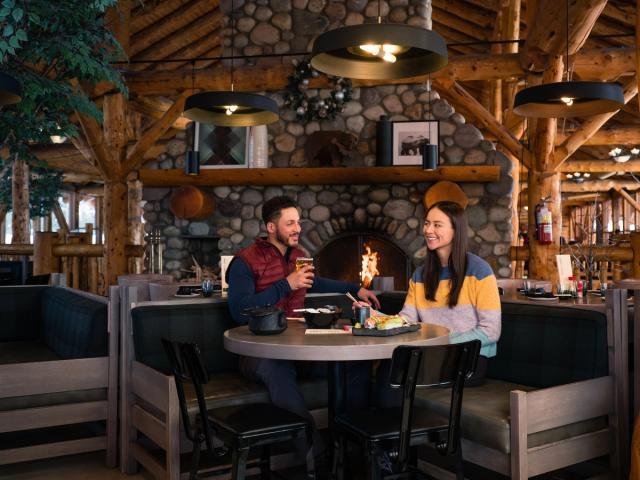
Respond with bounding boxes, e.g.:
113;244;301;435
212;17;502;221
527;56;563;281
104;180;128;287
128;178;144;274
33;232;59;275
631;232;640;278
11;159;30;244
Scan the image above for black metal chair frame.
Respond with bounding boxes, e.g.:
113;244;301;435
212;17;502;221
333;340;481;480
162;338;316;480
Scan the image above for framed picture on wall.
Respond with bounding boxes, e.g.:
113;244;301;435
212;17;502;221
190;122;249;168
391;120;439;166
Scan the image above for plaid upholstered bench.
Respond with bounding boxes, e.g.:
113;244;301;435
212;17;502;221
0;286;118;467
119;290;342;480
377;292;628;479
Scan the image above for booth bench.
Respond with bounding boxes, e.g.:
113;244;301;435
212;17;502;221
118;290;354;480
0;285;118;466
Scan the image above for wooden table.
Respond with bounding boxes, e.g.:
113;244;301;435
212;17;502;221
224;321;450;430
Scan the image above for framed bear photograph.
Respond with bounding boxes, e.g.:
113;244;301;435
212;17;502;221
391;120;439;166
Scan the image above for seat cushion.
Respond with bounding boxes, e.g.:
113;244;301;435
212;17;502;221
206;403;308;439
335;407;448;441
415;379;607;454
183;373;328;412
0;340;60;365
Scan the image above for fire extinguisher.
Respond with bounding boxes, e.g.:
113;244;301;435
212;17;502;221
535;198;553;245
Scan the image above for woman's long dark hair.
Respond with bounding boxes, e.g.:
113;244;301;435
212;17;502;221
422;201;468;308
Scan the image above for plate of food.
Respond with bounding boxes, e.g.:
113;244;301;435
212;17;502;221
352;314;420;336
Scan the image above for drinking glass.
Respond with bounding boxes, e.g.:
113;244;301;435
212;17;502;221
523;280;534;294
600;282;608;298
295;257;313;271
201;279;214;297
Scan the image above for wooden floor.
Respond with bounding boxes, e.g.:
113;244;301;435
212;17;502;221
0;452;150;480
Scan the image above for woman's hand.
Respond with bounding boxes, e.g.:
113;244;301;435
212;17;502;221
286;265;314;290
357;287;381;310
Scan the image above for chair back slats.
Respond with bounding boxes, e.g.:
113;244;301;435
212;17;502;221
161;338;198;443
389;340;481;465
180;342;217;452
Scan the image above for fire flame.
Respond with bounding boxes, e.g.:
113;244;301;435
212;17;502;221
360;244;380;288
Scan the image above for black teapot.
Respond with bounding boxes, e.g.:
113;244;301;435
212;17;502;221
242;305;287;335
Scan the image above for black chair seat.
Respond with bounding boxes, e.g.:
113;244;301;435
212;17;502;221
206;403;308;439
335;407;449;441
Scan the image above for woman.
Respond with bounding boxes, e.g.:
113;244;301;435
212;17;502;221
370;201;501;407
399;201;501;369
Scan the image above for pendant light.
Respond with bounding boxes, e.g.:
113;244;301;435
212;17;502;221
310;2;447;80
0;71;22;105
183;0;278;126
513;0;623;118
185;121;200;176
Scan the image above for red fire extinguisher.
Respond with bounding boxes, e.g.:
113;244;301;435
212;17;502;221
535;198;553;245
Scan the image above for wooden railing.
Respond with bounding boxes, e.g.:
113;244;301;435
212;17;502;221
0;232;144;294
510;232;640;282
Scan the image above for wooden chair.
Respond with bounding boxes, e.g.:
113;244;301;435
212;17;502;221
332;340;481;480
162;338;316;480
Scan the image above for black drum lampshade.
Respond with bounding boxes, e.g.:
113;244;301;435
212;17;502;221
421;143;438;171
184;91;279;127
311;24;447;80
513;81;624;118
185;151;200;176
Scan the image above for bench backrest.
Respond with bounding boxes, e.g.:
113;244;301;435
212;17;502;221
131;302;238;375
40;287;108;358
0;286;46;341
376;292;608;388
487;302;608;388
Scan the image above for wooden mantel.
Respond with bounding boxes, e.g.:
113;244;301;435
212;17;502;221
138;166;501;187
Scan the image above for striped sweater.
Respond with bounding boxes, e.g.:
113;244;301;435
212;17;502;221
399;252;501;357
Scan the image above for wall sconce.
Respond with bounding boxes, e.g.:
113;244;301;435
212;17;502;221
185;122;200;175
421;143;438;171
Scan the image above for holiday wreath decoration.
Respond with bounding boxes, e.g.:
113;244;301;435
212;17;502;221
283;59;352;123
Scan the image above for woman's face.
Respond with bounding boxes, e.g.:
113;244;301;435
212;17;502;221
423;207;455;254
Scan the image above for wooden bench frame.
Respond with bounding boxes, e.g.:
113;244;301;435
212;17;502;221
0;285;118;467
423;289;630;479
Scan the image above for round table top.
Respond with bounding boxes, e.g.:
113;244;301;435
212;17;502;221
224;321;450;361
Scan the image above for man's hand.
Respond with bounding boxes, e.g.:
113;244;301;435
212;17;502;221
287;265;315;290
357;287;380;310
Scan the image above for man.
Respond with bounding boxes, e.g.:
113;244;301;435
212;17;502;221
227;195;379;453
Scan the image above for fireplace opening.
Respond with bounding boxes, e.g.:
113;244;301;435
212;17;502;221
314;234;411;291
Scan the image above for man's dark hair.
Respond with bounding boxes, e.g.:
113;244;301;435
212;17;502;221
262;195;298;225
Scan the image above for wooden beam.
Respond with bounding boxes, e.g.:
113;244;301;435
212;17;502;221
30;145;101;176
75;111;115;180
551;79;639;171
556;125;640;146
52;203;70;236
562;160;640;173
562;181;640;192
615;186;640;213
131;0;185;34
131;0;216;56
129;96;190;129
11;159;29;244
523;0;607;70
131;10;222;69
637;0;640;111
116;47;636;96
434;78;533;169
432;7;489;42
123;92;188;174
431;0;495;29
139;166;501;187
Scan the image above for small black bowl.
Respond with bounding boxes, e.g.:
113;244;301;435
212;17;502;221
304;306;342;329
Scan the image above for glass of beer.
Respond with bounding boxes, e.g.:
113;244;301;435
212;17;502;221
295;257;313;271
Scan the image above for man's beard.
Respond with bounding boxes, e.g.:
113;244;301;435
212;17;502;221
276;228;298;247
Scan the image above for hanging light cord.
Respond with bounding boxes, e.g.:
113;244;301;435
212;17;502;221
230;0;235;92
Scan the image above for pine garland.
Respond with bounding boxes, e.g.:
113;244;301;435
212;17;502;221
283;59;352;123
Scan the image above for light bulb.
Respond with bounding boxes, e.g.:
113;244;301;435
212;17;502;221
560;96;574;106
225;104;238;115
50;135;66;144
381;51;396;63
566;174;573;179
574;172;581;177
359;44;380;56
631;148;640;155
583;172;591;178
